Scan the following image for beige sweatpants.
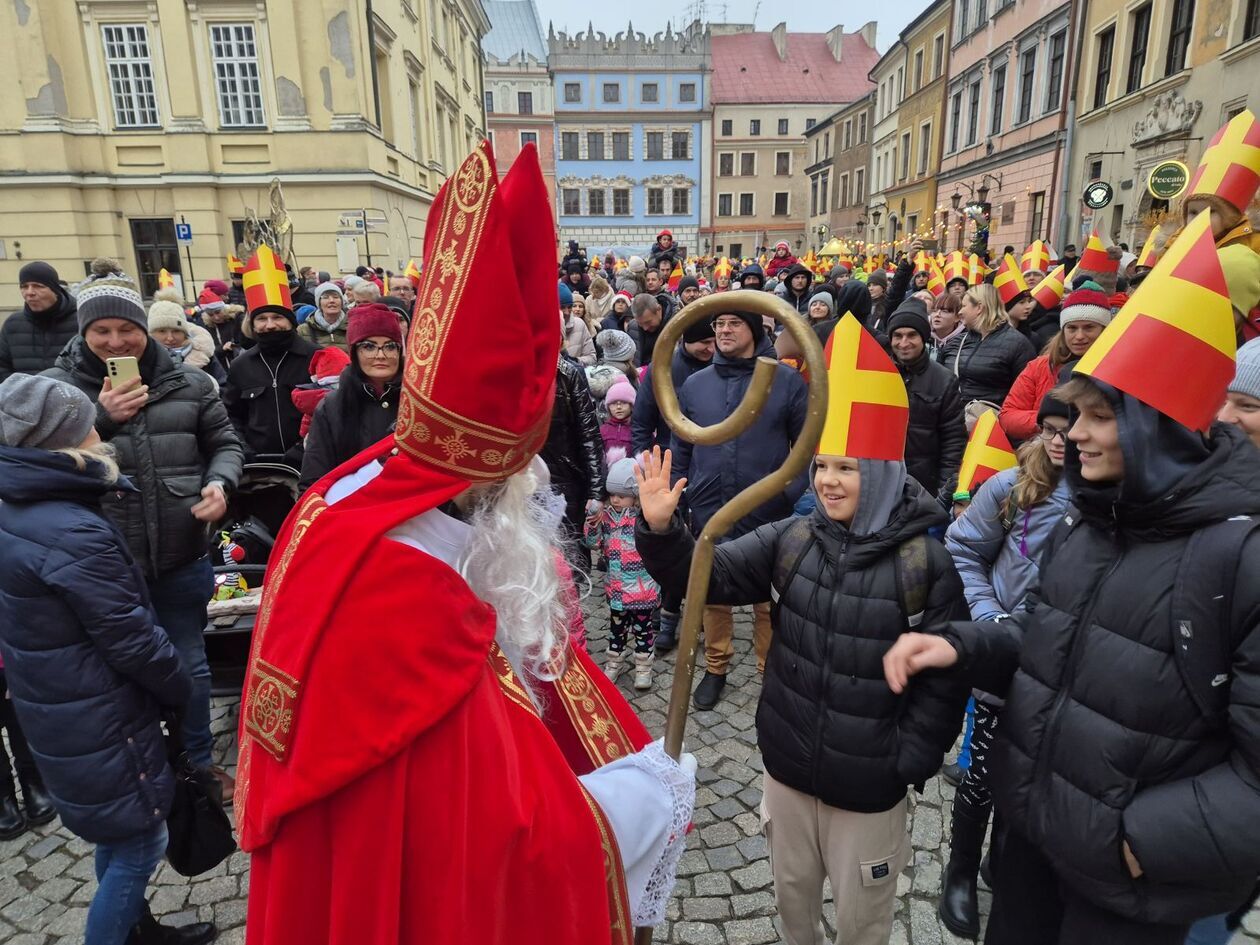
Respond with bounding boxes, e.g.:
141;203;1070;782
761;773;911;945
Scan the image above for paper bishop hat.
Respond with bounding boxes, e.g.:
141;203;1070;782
1075;210;1236;433
944;251;969;285
925;260;947;298
968;254;989;286
404;258;422;287
667;262;684;292
1031;264;1068;309
393;141;561;480
1186;109;1260;214
1135;229;1161;269
993;254;1030;306
157;268;175;289
1021;240;1051;274
242;246;292;317
226;253;244;275
1077;231;1118;275
817;314;909;461
714;256;733;277
953;410;1017;501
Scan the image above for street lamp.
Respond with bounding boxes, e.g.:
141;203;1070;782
871;209;882;227
976;182;990;204
951;191;962;211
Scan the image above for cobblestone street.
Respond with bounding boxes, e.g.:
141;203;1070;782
0;596;1257;945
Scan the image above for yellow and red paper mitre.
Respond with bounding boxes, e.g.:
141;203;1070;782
242;246;292;317
1021;240;1051;274
667;262;684;293
1186;109;1260;214
944;251;969;285
954;409;1017;500
993;254;1030;306
226;253;244;275
1075;210;1236;433
1135;229;1161;269
817;314;909;461
1077;231;1118;275
393;140;561;481
1031;264;1068;309
913;250;931;272
968;253;989;286
404;258;422;288
925;260;947;298
157;268;175;290
713;256;733;279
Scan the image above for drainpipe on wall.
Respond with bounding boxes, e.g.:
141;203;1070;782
1053;0;1089;250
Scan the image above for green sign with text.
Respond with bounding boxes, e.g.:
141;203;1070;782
1148;161;1190;200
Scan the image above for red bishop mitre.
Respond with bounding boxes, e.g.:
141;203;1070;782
394;141;560;481
243;246;293;318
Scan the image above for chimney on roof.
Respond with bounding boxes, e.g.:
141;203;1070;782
858;20;878;51
771;21;788;61
825;25;845;62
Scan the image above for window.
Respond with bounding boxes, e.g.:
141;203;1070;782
564;82;581;103
843;121;852;150
588;189;605;215
824;132;831;158
778;118;789;135
671;131;689;159
372;47;393;142
561;131;579;160
602;82;620;103
1089;158;1103;180
562;188;581;215
672;189;690;215
855;167;865;202
102;24;160;128
721;119;732;136
950;90;962;151
820;173;829;211
859;113;868;142
641;82;658;103
1017;47;1036;123
1124;6;1151;94
773;192;789;216
646;131;664;160
1046;30;1066;111
913;50;924;91
919;123;932;175
740;152;755;176
729;242;743;258
811;177;819;216
612;131;630;160
210;24;265;127
718;193;733;216
775;151;790;175
908;214;918;235
805;117;817;130
613;188;631;215
719;153;734;176
409;79;423;158
484;90;494;112
587;132;604;160
129;219;180;298
518;91;533;115
739;193;754;215
1166;0;1194;75
959;0;970;38
974;0;986;31
679;82;696;102
749;119;761;136
933;34;945;77
900;131;911;179
1247;0;1260;41
1029;191;1046;241
990;65;1006;134
647;187;665;214
967;80;981;145
838;173;849;208
1094;27;1114;109
520;131;538;148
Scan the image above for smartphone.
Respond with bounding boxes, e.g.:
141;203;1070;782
106;356;141;387
919;238;940;252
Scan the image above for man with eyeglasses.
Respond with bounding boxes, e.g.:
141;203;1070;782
669;308;809;709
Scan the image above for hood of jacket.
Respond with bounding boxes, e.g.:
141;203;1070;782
812;474;947;567
738;264;766;286
835;280;873;325
779;264;814;298
0;445;135;505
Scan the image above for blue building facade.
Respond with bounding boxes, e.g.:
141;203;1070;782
548;22;710;258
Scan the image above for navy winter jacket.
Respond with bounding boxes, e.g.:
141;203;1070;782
631;342;712;455
0;447;191;844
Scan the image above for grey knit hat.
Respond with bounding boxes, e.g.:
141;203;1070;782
1228;337;1260;400
0;374;97;450
808;291;836;316
75;271;147;335
605;457;639;497
597;329;636;363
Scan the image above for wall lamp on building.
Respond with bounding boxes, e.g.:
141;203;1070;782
871;209;882;227
976;172;1003;205
816;223;830;243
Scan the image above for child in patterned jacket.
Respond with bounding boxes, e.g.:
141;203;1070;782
584;456;661;690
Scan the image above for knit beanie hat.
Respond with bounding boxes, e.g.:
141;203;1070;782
346;302;403;347
1037;391;1071;424
1218;244;1260;318
0;373;96;450
605;457;640;497
614;290;633;306
808;291;836;316
678;275;699;294
147;299;189;335
314;281;345;306
605;379;636;407
723;312;765;344
75;261;147;335
596;329;635;363
775;240;790;252
1059;281;1113;328
682;317;716;344
867;269;888;288
829;265;850;280
1229;337;1260;400
294;304;316;324
309;347;351;387
343;275;365;292
886;299;931;345
203;279;230;297
628;255;647;274
559;282;574;307
585;363;622;401
18;261;62;296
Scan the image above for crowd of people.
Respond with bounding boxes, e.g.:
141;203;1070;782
0;113;1256;945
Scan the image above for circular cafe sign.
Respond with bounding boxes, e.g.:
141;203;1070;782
1083;181;1114;210
1147;160;1190;200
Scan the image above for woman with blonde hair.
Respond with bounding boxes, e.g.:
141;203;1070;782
938;283;1035;428
937;392;1072;938
586;273;614;321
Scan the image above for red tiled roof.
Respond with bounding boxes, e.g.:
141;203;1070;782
711;31;880;104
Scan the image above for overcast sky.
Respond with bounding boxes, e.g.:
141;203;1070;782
532;0;927;52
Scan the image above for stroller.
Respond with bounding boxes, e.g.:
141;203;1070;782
205;462;301;694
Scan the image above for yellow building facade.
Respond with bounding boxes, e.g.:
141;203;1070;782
0;0;489;305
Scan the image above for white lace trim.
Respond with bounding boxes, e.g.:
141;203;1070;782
626;740;696;927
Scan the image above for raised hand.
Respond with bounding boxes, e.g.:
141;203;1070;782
634;447;686;533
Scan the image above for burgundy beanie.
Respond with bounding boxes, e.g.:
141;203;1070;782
347;302;403;347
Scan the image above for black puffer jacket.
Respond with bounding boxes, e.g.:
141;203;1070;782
44;338;243;579
778;264;814;316
0;448;191;843
539;355;605;505
937;323;1035;405
631;342;711;454
944;423;1260;924
901;351;967;497
223;335;320;465
300;367;400;490
627;307;674;367
638;481;969;812
0;294;79;381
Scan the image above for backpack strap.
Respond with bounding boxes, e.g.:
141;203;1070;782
770;516;817;604
1171;514;1260;720
895;534;930;629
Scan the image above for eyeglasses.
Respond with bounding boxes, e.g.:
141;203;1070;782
712;318;747;332
1037;424;1068;443
357;342;401;355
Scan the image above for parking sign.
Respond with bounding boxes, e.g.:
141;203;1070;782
175;223;193;245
